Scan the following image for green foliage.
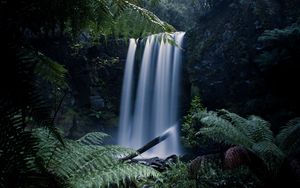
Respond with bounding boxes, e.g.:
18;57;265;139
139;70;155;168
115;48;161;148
256;24;300;69
1;0;173;39
199;112;254;148
0;47;66;187
34;51;69;90
259;25;300;42
158;161;196;188
195;160;261;188
144;0;197;30
1;1;171;187
32;128;160;187
138;161;197;188
77;132;109;145
276;117;300;157
0;107;37;187
139;159;261;188
88;1;175;39
190;96;205;112
183;105;300;185
197;109;284;171
181;96;206;148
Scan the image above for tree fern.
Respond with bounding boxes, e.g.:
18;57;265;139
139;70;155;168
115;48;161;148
246;115;273;143
198;111;254;148
276;118;300;157
197;109;284;171
218;109;273;143
32;128;160;187
252;141;284;170
218;109;253;138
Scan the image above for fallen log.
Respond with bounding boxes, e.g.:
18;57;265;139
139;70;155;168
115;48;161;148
120;126;175;161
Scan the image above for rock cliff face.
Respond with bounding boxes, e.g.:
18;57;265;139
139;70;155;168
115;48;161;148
185;0;300;127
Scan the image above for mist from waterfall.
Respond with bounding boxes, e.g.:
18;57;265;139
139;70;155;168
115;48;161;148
118;32;185;158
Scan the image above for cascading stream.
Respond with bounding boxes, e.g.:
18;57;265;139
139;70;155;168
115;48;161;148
118;32;185;158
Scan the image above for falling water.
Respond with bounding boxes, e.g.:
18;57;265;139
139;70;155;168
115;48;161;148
118;32;185;158
118;39;137;145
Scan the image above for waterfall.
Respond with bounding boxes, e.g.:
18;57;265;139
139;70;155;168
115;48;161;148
118;32;185;158
118;39;137;145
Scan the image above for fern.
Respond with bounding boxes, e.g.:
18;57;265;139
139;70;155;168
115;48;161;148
32;128;160;187
197;109;284;172
276;118;300;157
77;132;110;145
0;46;66;186
72;0;174;39
252;141;284;170
97;1;175;39
0;104;37;187
71;163;160;188
34;51;69;90
125;2;174;32
218;109;252;137
1;1;168;186
218;109;273;143
247;115;273;143
199;112;254;148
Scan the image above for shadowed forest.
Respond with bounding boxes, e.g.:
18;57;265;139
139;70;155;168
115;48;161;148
1;0;300;187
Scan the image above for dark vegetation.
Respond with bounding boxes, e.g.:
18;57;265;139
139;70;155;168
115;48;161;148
186;0;300;128
0;0;171;187
1;0;300;187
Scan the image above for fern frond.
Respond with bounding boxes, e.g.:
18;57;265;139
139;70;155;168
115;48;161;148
15;49;66;144
70;163;160;188
276;118;300;156
102;145;137;158
198;110;284;173
218;109;273;143
78;0;174;39
218;109;254;139
32;128;159;187
34;51;69;90
252;141;285;171
198;114;253;148
193;109;215;121
0;105;37;186
247;116;273;143
77;132;109;145
100;1;175;38
124;2;175;33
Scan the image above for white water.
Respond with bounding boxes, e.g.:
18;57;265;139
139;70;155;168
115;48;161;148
118;39;137;145
118;32;185;158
